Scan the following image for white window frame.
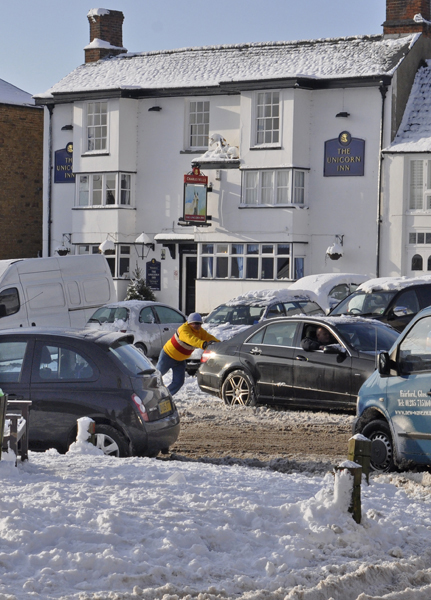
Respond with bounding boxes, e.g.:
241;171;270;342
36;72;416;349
86;101;109;153
198;243;297;280
408;159;431;211
76;244;130;279
76;173;133;207
186;99;210;150
253;90;281;148
241;169;307;206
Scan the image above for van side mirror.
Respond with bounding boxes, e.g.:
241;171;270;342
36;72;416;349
378;351;390;375
0;304;6;318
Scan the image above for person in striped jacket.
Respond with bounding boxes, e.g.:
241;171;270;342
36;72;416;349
156;312;219;396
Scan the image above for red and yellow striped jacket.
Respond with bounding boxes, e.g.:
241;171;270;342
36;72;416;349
163;322;219;362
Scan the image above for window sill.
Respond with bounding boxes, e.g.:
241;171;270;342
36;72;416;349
238;203;308;209
250;145;282;151
72;205;135;210
81;151;110;157
180;150;207;154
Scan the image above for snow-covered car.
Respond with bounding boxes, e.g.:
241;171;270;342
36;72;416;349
186;289;324;374
288;273;369;313
85;301;186;359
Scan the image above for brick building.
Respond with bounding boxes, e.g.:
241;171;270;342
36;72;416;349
0;79;43;259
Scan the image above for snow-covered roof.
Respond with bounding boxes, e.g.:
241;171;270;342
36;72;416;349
387;59;431;153
35;34;418;99
0;78;35;106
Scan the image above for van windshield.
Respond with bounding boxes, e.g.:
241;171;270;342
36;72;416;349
330;291;397;317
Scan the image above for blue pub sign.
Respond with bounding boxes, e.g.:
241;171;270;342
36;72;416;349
324;131;365;177
54;142;75;183
146;259;161;291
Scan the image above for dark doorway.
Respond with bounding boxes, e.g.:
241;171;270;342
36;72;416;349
183;255;197;315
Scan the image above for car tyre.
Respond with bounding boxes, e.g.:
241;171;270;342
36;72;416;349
221;370;256;406
362;420;394;473
95;424;129;457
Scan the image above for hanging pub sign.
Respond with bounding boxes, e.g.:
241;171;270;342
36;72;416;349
54;142;75;183
183;167;208;223
324;131;365;177
146;258;161;291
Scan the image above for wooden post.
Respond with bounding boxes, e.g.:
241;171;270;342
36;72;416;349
348;434;372;484
87;419;96;446
335;460;362;524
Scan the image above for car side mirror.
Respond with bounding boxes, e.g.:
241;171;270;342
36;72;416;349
378;351;390;375
392;306;408;318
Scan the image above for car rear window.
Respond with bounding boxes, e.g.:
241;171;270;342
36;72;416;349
88;306;129;324
109;341;154;375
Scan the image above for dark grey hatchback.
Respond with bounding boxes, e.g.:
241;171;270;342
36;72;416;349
0;328;180;457
197;315;398;411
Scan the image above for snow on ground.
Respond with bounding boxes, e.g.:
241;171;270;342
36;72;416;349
2;377;431;600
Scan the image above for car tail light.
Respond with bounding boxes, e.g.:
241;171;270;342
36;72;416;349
132;393;149;422
200;349;215;364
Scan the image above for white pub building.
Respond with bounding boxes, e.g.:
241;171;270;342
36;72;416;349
35;1;431;314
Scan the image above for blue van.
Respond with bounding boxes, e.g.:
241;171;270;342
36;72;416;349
355;306;431;472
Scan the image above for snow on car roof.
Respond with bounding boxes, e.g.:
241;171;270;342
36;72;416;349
289;272;368;294
225;289;314;307
357;275;431;293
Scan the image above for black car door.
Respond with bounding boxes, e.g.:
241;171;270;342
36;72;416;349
293;322;354;409
240;320;298;403
29;339;101;451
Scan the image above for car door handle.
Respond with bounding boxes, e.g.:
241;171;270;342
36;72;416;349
249;347;262;355
163;327;169;331
296;355;307;361
427;391;431;397
7;394;24;400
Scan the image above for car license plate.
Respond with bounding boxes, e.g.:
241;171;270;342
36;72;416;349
159;398;172;415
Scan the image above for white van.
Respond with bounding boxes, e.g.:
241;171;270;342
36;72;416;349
0;255;116;329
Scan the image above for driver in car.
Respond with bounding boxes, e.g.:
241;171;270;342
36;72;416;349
301;326;336;351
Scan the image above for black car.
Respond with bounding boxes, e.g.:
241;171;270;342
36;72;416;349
197;316;399;411
329;280;431;332
0;328;180;457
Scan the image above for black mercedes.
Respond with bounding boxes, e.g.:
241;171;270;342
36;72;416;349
197;315;398;411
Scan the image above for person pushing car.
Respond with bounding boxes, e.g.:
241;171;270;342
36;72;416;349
156;312;219;396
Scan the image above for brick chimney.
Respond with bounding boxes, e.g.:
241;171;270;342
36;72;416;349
384;0;431;36
85;8;127;63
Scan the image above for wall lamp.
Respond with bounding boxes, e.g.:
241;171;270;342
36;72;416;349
134;233;155;258
148;106;162;112
336;112;350;118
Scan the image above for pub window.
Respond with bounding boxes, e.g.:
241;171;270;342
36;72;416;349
409;159;431;211
199;243;296;280
87;101;108;152
188;100;210;149
412;254;423;271
242;169;306;205
255;91;280;146
76;173;134;207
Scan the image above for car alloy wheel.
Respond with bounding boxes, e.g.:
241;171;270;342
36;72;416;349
362;420;394;472
221;370;256;406
95;424;129;457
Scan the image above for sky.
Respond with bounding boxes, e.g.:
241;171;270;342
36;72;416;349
1;0;386;96
2;376;431;599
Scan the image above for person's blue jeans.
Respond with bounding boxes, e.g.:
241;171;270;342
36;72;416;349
156;349;186;396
